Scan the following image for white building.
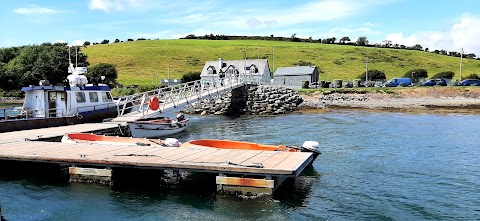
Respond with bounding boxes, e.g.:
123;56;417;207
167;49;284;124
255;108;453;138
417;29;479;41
200;58;271;85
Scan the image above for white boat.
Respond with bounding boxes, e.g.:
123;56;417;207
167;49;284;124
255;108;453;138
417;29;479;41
0;58;118;133
127;114;189;138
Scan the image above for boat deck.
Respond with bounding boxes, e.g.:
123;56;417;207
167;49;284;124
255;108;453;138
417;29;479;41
0;124;313;177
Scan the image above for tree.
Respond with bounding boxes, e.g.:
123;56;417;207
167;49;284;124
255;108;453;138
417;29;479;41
184;34;197;39
114;39;120;43
412;44;422;51
403;68;428;83
0;47;22;63
3;43;89;88
290;33;299;42
356;36;369;46
357;69;386;81
85;63;118;86
100;39;109;44
431;71;455;79
340;36;351;44
382;40;392;48
83;41;91;47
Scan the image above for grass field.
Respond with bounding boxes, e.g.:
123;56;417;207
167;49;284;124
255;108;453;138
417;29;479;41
82;39;480;86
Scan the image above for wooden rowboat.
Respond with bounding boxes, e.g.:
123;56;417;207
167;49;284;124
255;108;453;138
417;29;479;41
127;114;189;138
61;133;181;147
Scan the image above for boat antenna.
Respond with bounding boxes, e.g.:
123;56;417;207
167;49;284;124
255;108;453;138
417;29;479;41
75;46;78;67
68;46;74;73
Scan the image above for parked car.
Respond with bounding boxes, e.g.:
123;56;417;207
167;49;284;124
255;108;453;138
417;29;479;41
309;82;320;88
384;78;412;87
374;81;384;87
459;79;480;86
421;79;447;86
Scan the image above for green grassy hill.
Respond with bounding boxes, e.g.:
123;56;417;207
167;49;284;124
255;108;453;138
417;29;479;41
82;39;480;86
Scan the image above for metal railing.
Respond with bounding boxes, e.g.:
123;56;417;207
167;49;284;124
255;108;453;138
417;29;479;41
0;107;66;120
115;75;265;117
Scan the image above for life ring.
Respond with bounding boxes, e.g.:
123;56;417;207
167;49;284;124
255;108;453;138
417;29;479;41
149;97;160;110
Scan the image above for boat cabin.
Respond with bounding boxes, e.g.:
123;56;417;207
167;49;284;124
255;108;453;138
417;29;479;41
19;66;116;118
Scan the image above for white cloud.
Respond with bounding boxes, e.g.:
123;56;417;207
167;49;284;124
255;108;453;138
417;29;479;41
88;0;143;12
14;5;66;14
71;40;86;46
385;14;480;55
162;0;392;33
54;40;85;46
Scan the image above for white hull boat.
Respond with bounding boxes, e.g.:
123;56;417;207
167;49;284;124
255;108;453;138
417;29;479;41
127;114;189;138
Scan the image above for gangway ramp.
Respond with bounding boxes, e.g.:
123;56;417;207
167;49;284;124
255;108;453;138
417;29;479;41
112;76;250;123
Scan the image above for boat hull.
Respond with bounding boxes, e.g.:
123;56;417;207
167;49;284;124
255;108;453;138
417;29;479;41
128;118;188;138
180;139;301;152
61;133;166;146
0;106;117;133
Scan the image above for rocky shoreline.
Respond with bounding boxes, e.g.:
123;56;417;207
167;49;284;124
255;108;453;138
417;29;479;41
300;88;480;110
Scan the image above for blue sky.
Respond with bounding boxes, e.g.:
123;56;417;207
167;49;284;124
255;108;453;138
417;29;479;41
2;0;480;55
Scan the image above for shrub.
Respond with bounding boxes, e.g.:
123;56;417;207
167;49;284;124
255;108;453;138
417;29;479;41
463;73;480;79
357;69;386;81
403;68;428;83
293;60;314;66
100;39;109;44
431;71;455;79
181;71;201;83
301;80;309;89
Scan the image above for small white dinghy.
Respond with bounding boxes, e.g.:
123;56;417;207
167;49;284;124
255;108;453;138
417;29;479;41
127;114;189;138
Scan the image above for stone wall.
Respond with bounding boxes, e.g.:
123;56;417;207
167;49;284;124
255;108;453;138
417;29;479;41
182;85;303;116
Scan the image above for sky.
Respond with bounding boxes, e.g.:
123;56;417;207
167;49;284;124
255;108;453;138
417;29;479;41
2;0;480;56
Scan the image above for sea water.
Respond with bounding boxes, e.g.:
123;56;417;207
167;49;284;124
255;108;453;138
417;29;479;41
1;110;479;220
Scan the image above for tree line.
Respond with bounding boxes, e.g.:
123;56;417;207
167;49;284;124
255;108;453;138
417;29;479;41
181;34;477;60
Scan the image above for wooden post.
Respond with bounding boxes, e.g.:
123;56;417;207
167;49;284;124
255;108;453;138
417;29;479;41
69;167;112;185
216;175;288;198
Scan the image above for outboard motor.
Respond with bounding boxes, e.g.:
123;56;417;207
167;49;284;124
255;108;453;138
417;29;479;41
164;138;181;147
301;141;321;160
176;113;185;121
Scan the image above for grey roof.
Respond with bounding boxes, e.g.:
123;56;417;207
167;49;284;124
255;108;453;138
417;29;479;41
274;66;317;76
201;59;269;76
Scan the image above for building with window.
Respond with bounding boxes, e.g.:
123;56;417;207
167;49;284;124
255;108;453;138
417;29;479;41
273;66;319;89
200;58;271;85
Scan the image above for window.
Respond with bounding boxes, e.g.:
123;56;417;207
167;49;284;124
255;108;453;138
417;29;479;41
60;92;66;101
207;66;216;75
89;92;99;102
249;65;257;74
76;92;86;103
102;92;113;102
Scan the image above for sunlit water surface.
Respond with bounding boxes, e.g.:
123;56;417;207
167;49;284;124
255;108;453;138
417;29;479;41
1;110;479;220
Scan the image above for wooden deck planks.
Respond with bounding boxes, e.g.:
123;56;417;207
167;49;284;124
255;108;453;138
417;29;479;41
273;152;313;171
203;149;248;164
190;149;235;163
261;152;295;169
0;135;314;176
228;151;263;165
240;152;277;168
173;148;220;163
